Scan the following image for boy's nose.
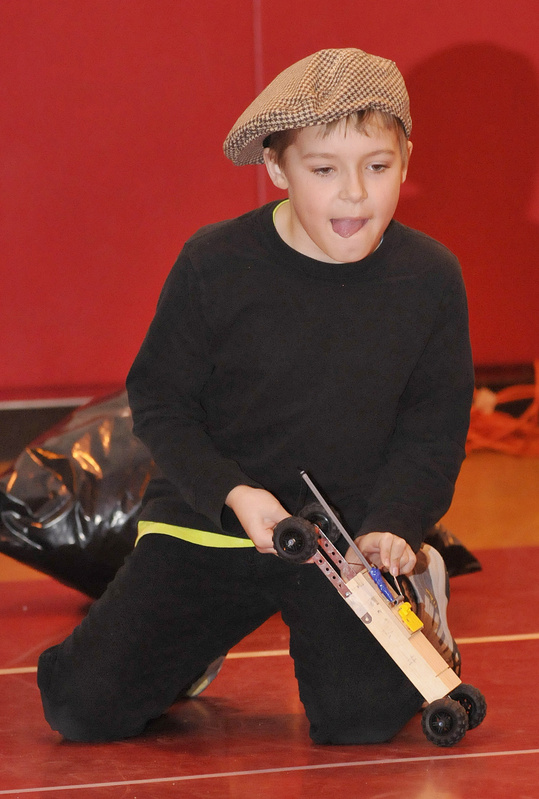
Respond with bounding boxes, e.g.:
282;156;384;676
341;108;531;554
340;171;367;202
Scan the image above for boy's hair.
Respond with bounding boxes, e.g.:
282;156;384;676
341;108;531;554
224;48;411;167
265;109;410;167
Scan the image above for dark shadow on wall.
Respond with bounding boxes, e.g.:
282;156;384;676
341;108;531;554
396;43;539;364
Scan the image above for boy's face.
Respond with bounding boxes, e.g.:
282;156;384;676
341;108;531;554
264;121;412;263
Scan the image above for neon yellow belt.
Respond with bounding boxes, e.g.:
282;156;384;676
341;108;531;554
136;520;255;548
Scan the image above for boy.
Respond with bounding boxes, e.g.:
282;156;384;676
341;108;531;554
38;48;474;745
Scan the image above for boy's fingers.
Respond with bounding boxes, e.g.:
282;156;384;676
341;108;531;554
399;548;417;575
378;533;410;576
391;539;406;574
379;532;402;571
349;531;417;576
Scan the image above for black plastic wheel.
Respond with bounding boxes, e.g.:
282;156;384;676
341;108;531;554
450;683;487;730
273;517;319;563
298;502;341;543
421;697;469;747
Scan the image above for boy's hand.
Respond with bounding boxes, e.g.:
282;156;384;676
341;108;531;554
225;485;290;554
346;531;416;577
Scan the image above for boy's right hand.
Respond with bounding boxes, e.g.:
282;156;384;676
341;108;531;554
225;485;290;554
346;531;417;577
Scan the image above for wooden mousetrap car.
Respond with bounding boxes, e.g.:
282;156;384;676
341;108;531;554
272;472;487;747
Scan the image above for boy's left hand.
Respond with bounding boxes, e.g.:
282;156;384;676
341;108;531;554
345;531;416;577
225;484;290;554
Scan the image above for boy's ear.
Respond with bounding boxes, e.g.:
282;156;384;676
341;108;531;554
263;149;289;190
401;140;413;183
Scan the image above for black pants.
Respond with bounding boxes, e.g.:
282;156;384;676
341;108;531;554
37;534;422;743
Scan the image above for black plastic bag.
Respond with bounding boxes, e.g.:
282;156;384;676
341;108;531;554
0;391;480;599
424;523;482;578
0;391;155;598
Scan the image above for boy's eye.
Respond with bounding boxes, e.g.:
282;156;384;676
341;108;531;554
369;163;389;173
313;166;334;176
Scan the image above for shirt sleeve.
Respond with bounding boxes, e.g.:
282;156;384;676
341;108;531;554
356;267;474;552
126;248;260;529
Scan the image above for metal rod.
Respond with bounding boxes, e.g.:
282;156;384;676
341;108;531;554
300;470;371;570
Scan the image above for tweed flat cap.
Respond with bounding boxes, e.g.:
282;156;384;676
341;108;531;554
223;48;411;166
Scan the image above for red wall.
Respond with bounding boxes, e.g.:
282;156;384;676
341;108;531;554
2;0;538;399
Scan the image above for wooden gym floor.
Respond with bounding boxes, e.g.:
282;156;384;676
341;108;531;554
1;450;538;798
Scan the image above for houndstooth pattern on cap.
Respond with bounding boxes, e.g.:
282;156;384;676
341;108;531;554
223;49;411;166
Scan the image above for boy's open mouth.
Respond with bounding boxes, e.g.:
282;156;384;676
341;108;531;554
330;218;367;238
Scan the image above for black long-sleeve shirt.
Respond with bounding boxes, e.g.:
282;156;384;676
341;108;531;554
127;202;474;552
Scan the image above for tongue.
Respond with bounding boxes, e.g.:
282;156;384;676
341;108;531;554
331;218;365;238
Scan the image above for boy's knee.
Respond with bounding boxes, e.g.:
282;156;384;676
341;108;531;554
300;676;423;746
37;646;147;743
309;714;405;745
40;695;145;743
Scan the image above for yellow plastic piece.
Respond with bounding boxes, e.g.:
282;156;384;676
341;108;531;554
398;601;424;632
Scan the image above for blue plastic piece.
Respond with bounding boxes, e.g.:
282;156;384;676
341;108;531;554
368;566;396;604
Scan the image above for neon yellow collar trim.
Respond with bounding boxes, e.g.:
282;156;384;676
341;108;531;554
272;199;289;225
